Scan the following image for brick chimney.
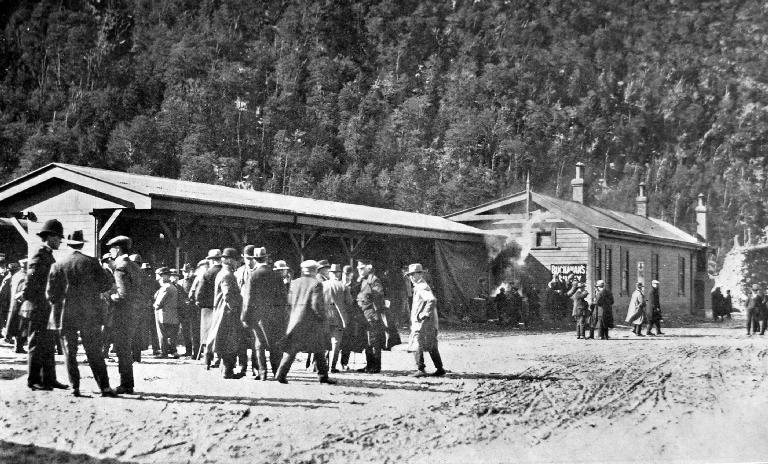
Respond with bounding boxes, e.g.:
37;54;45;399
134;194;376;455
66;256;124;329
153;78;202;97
571;162;585;204
635;182;648;217
695;193;707;243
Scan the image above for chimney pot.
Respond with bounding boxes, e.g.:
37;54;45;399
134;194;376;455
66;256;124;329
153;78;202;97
635;182;648;217
571;162;585;204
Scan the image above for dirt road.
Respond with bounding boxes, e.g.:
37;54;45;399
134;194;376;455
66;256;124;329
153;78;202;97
1;317;767;463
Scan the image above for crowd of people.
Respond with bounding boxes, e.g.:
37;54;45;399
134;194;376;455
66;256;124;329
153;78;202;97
0;218;446;397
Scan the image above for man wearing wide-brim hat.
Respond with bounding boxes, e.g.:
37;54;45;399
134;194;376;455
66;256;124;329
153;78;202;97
195;249;223;361
275;260;335;384
205;248;244;378
48;230;116;396
746;283;763;336
406;263;445;377
23;218;69;391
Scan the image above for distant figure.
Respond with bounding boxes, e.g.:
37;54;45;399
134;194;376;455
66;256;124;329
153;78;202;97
593;280;614;340
406;263;445;377
711;287;724;321
494;287;509;323
646;280;664;335
724;290;733;319
569;282;590;339
746;284;762;336
625;282;646;337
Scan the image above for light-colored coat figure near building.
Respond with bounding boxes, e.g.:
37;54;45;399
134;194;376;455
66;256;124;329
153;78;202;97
323;264;352;372
625;283;646;336
406;263;445;378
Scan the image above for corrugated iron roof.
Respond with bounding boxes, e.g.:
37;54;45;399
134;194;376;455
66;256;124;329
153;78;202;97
43;163;495;238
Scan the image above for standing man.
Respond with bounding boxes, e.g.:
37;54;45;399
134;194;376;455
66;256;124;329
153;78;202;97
323;264;352;373
625;282;646;337
594;280;614;340
207;248;243;378
196;249;222;360
47;230;116;397
153;267;180;358
275;260;334;384
316;260;331;283
3;262;25;352
569;282;590;340
355;259;386;373
405;263;445;377
646;280;664;335
241;247;287;380
24;219;67;391
108;235;143;394
746;284;762;336
178;263;199;358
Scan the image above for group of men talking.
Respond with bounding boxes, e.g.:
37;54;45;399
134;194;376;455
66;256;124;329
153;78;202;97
10;218;446;397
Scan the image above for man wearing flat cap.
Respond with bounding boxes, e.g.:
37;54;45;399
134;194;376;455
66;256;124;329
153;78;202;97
746;283;763;336
196;249;222;360
406;264;445;377
47;230;116;396
241;246;287;380
107;235;143;394
275;260;334;384
24;218;68;391
355;259;386;373
206;248;243;378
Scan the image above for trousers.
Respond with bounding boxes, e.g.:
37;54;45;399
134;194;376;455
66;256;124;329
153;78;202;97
156;320;179;356
113;315;141;390
414;346;444;371
27;327;57;387
276;349;329;382
61;326;110;390
252;326;280;377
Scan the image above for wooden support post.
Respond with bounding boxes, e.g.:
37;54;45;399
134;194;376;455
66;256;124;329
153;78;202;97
289;230;321;262
160;220;182;269
98;209;123;240
340;236;366;267
9;217;30;244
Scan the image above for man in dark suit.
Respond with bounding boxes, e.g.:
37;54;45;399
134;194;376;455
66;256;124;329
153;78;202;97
241;246;287;380
646;280;664;335
47;231;116;397
746;284;762;336
275;260;334;384
356;259;386;373
196;249;222;362
107;235;143;394
24;219;68;391
207;248;243;378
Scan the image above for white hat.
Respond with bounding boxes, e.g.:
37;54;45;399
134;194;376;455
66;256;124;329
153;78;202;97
300;260;319;270
652;280;660;285
595;280;605;287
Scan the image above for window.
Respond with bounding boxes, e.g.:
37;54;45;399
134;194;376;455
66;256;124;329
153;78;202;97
594;246;602;280
652;253;660;281
679;256;686;295
621;247;630;295
536;231;552;247
605;247;613;290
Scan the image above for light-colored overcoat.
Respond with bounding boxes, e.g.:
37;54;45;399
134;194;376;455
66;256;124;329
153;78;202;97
407;280;439;352
625;288;646;324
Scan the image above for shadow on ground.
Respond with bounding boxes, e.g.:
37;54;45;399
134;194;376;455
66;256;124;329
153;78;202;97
0;440;132;464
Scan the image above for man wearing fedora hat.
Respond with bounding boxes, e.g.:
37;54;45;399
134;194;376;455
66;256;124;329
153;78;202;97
323;263;353;373
625;282;647;337
241;246;287;380
47;230;116;396
233;245;257;377
107;235;143;394
196;249;222;361
646;280;664;336
275;260;334;384
153;267;180;358
24;218;68;391
355;259;386;373
406;264;445;377
746;283;763;336
206;248;244;378
593;280;614;340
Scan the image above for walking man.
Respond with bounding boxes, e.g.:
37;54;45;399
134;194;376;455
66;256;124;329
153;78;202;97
406;263;445;377
207;248;243;378
241;247;286;380
196;249;222;361
646;280;664;335
47;230;116;397
275;260;334;384
108;235;143;394
625;282;646;337
25;219;68;391
323;264;352;373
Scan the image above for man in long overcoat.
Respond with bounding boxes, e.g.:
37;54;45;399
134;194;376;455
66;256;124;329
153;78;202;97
275;260;334;384
207;248;243;378
108;235;143;394
323;264;352;373
196;249;222;360
406;263;445;377
593;280;614;340
646;280;664;335
47;231;115;397
625;282;646;337
355;259;386;373
241;247;287;380
25;219;68;391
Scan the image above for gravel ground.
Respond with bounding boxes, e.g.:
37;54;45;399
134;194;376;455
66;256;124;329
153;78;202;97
1;314;766;463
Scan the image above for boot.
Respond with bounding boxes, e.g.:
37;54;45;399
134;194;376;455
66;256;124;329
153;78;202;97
587;329;595;339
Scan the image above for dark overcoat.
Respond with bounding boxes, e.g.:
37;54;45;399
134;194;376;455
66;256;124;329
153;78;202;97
594;288;615;329
280;275;330;353
47;250;113;330
22;245;56;330
4;270;26;338
111;255;143;325
209;265;242;356
647;286;662;322
241;264;288;347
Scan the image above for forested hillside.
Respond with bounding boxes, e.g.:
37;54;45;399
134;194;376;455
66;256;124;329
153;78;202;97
2;0;767;252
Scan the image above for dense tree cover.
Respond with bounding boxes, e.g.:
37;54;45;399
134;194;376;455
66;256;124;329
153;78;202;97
1;0;767;252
